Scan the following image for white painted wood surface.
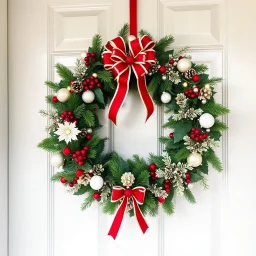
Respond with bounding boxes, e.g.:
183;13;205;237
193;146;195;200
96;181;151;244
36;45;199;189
0;1;8;256
7;0;256;256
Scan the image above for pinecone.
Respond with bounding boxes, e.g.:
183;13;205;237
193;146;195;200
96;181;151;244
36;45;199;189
199;85;212;100
121;172;135;187
165;63;174;75
79;128;87;138
148;61;160;76
71;81;83;93
184;69;196;80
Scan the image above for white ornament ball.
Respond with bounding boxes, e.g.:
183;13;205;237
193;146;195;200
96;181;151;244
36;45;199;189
51;153;64;168
82;90;95;103
87;128;92;133
202;99;207;104
161;92;172;104
162;75;167;81
187;153;202;167
90;176;104;190
81;51;87;59
177;58;192;73
128;35;136;42
188;184;194;189
57;88;71;103
199;113;215;128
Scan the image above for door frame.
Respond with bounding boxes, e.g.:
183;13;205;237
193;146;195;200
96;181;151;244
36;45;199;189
0;0;8;256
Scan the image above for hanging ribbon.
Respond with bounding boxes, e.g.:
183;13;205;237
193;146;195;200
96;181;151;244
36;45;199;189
130;0;137;37
108;186;148;239
102;36;156;125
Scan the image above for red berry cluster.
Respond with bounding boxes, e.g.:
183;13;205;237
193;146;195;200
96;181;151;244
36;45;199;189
60;110;78;125
185;173;191;184
149;163;158;180
82;75;102;91
84;52;96;67
184;86;200;99
72;146;89;166
190;127;208;141
163;179;171;194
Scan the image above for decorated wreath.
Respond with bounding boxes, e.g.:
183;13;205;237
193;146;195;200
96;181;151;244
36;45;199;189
38;22;229;239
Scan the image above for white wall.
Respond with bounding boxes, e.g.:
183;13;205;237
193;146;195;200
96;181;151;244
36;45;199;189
0;0;8;256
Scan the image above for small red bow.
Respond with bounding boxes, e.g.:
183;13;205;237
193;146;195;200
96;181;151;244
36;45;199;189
108;186;149;239
103;36;156;125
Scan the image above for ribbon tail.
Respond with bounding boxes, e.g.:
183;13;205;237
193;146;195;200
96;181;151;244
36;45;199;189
108;69;130;125
137;76;155;122
108;197;128;239
133;200;149;234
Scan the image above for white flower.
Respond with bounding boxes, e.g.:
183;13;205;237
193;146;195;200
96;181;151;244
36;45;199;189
55;121;80;144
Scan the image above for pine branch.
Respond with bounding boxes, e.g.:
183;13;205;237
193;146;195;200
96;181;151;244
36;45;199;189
173;46;189;58
51;171;75;182
88;149;97;159
159;136;170;144
46;95;66;113
148;154;165;169
205;149;223;172
148;74;162;95
74;104;86;118
81;190;95;210
97;70;113;83
55;63;74;82
45;81;59;92
139;29;154;40
37;137;64;152
74;185;91;196
91;34;102;59
86;136;101;148
118;23;129;40
175;148;190;162
206;77;223;85
184;189;196;204
82;110;95;127
103;200;119;215
155;35;175;52
162;119;177;129
193;64;209;74
201;102;230;116
162;195;174;216
108;160;123;185
211;119;228;132
134;170;149;187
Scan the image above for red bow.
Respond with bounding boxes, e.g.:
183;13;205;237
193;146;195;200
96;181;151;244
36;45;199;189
103;36;156;125
108;186;149;239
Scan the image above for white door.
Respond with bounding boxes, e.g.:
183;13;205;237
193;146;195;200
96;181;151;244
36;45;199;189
8;0;256;256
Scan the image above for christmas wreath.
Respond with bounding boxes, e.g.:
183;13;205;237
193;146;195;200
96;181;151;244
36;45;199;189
38;24;229;239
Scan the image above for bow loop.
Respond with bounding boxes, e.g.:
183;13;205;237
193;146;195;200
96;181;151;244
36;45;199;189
132;187;146;204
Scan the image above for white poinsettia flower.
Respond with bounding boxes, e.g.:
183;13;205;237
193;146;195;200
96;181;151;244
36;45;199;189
55;121;80;144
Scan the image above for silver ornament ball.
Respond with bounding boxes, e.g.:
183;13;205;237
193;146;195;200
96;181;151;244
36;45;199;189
90;176;104;190
161;92;172;104
57;88;71;103
187;152;202;167
51;153;64;168
177;58;192;73
82;90;95;103
199;113;215;128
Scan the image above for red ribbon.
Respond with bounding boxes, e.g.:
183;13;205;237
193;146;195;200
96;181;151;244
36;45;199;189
108;186;149;239
102;36;156;125
130;0;137;37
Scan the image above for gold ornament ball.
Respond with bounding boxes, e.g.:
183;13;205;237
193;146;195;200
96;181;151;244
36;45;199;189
183;82;188;88
187;152;202;167
56;88;71;103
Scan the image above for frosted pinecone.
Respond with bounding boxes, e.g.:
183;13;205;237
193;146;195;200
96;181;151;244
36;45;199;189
121;172;135;187
184;69;196;80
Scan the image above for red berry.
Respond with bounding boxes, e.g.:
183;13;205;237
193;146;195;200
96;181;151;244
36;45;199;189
195;137;200;142
52;96;58;103
69;182;74;187
93;192;100;200
85;62;90;67
186;178;191;184
97;83;101;88
86;134;92;140
73;180;77;185
78;161;84;166
78;156;83;161
91;52;96;57
166;188;171;193
76;151;81;156
158;197;165;203
92;58;96;62
169;133;174;138
203;133;208;139
169;59;175;65
185;173;191;179
124;188;133;197
95;79;99;83
63;147;72;156
76;169;84;177
73;177;79;181
165;179;170;184
190;133;196;139
164;184;170;189
84;86;89;91
81;150;86;155
149;163;157;171
70;80;75;85
60;177;67;184
87;53;92;57
190;93;196;98
64;117;70;122
74;120;79;125
189;89;193;94
84;146;89;151
179;56;183;60
64;111;68;115
192;75;200;83
150;171;155;176
89;85;94;90
84;57;89;61
159;66;167;73
191;127;196;132
199;135;204;140
195;129;200;135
